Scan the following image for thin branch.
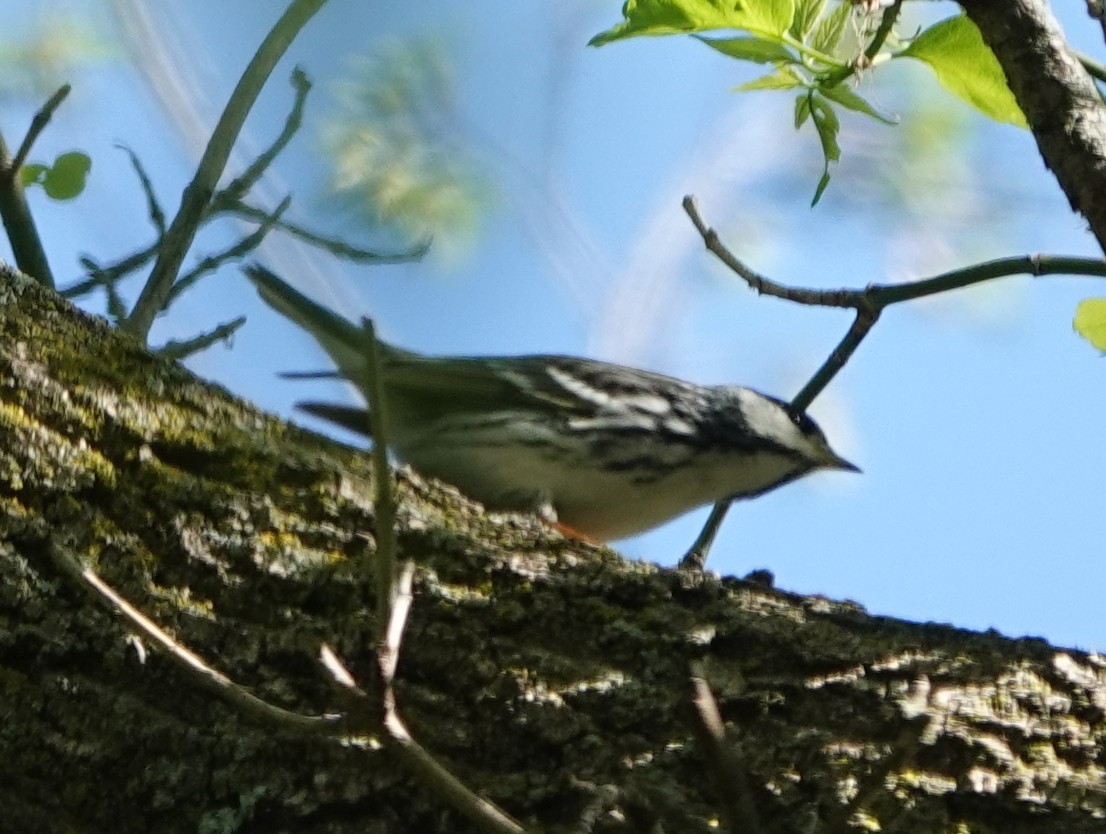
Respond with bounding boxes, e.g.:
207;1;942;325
0;85;72;288
680;195;1106;567
64;245;161;299
117;143;167;236
213;68;312;208
791;307;880;412
379;560;416;686
383;705;528;834
682;197;1106;313
165;196;292;305
360;317;398;637
321;643;527;834
123;0;328;341
63;58;417;306
40;536;342;735
12;83;72;173
1078;50;1106;88
320;568;527;834
679;502;732;572
683;197;855;308
156;315;247;360
862;0;903;65
228;201;431;263
314;320;528;833
689;666;762;834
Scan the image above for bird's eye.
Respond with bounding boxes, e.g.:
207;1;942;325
792;412;821;437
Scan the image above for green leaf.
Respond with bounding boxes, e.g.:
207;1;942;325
901;14;1027;128
734;0;795;37
808;93;840;205
1074;298;1106;351
19;163;48;188
26;151;92;200
591;0;796;45
810;94;840;158
819;82;897;124
738;65;805;91
794;91;812;127
699;35;797;64
811;0;850;55
591;0;745;45
790;0;826;40
812;169;831;206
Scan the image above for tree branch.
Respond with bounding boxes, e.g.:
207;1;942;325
679;196;1106;567
0;85;71;288
959;0;1106;254
123;0;328;341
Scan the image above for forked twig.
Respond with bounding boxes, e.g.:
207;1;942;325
40;536;341;734
123;0;328;340
315;317;528;834
679;195;1106;568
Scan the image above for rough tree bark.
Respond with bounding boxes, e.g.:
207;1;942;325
960;0;1106;252
3;264;1106;834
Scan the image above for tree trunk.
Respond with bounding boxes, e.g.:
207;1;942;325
2;262;1105;833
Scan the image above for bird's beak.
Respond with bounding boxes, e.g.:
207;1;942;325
824;450;861;473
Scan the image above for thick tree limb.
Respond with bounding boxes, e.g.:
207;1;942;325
960;0;1106;253
3;263;1106;832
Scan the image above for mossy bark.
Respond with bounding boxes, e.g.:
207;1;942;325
2;263;1105;833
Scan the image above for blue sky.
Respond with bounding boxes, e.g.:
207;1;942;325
6;1;1106;651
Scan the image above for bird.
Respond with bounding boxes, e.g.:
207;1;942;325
244;264;858;542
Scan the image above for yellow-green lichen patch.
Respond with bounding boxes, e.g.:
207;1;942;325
0;399;116;493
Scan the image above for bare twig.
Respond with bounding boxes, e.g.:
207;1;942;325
123;0;328;341
682;197;1106;312
228;201;431;263
380;701;528;834
1078;50;1106;90
862;0;904;65
680;195;1106;567
791;307;880;412
156;315;247;360
360;317;398;631
117;143;167;236
40;536;342;735
165;196;292;305
12;84;72;173
316;318;527;833
213;68;312;208
689;666;762;834
65;247;162;299
64;53;419;314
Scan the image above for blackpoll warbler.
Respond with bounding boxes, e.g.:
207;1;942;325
245;265;858;541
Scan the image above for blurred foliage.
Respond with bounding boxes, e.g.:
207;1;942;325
0;12;114;98
321;36;493;260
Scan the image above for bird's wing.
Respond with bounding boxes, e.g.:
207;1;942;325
297;401;373;436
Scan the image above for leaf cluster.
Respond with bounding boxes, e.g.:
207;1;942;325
591;0;1025;204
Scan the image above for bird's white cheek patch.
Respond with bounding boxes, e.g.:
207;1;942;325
734;388;803;448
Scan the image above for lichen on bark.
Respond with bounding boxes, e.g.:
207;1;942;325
3;262;1106;833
